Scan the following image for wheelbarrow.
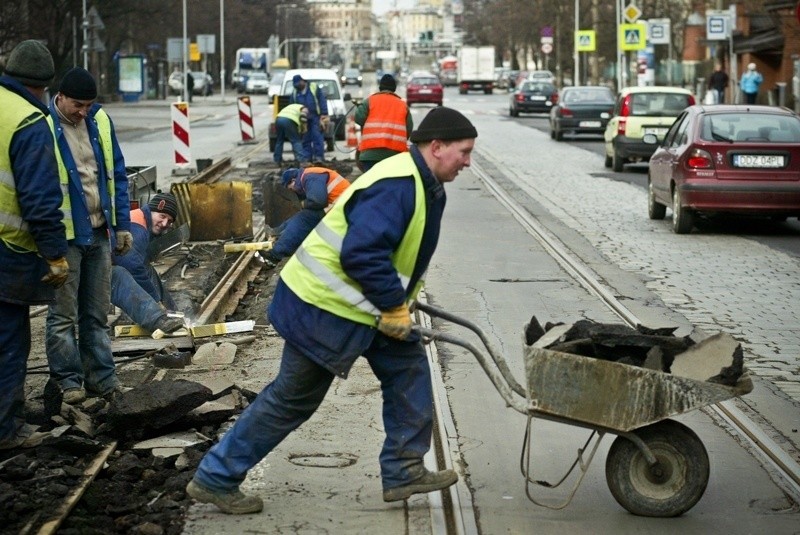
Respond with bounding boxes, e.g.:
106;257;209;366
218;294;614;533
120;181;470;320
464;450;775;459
414;302;754;517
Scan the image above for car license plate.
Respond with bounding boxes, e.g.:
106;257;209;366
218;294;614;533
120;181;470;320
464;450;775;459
579;121;601;127
643;127;668;136
531;96;546;101
419;89;432;94
732;154;785;168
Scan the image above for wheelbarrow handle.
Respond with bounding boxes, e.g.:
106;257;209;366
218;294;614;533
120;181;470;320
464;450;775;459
413;302;529;415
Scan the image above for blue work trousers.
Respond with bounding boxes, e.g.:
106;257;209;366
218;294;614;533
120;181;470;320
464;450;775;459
45;230;118;395
111;266;164;332
303;115;326;161
0;301;31;443
274;117;308;164
193;336;433;492
270;208;325;259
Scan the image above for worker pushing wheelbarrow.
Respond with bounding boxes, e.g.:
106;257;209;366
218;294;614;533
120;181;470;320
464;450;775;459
414;301;753;518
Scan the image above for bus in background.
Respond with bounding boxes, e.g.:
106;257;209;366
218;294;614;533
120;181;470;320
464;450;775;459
232;48;270;92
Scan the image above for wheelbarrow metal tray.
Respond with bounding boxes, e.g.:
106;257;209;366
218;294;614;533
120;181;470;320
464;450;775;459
524;346;752;433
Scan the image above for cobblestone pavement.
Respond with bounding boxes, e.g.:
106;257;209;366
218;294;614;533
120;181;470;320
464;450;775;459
471;114;800;405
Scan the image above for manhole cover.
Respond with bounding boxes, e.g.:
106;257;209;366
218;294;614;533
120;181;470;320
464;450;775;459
288;452;358;468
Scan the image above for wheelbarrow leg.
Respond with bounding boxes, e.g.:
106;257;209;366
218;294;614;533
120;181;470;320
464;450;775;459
605;419;710;517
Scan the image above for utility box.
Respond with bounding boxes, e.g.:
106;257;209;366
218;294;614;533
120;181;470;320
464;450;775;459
126;165;158;208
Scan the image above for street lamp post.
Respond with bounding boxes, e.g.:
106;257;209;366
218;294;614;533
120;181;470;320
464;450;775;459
220;0;226;101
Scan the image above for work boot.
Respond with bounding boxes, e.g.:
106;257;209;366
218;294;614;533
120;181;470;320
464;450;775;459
154;315;185;334
0;423;51;450
62;387;86;405
382;468;458;502
186;479;264;514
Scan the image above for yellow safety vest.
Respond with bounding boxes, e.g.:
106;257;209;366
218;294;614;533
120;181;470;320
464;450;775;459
0;88;56;251
280;153;426;326
46;115;73;239
278;103;306;126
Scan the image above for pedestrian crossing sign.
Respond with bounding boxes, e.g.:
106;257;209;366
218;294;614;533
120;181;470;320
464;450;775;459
620;23;647;51
575;30;596;52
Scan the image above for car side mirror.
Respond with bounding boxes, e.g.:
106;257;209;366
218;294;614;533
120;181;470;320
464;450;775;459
642;133;659;145
343;93;352;101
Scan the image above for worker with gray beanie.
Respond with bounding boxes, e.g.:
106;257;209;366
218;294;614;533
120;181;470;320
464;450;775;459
111;192;184;337
186;107;477;513
0;40;69;450
355;72;412;172
46;66;133;405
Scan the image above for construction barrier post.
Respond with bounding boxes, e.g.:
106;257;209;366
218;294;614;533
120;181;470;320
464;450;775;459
238;95;257;144
171;102;195;175
346;114;358;148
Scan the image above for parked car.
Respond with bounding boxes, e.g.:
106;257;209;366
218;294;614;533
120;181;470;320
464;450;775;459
549;85;615;140
646;104;800;234
405;72;443;107
509;80;558;116
340;68;363;87
168;71;213;96
268;72;284;99
245;72;269;94
270;68;351;152
604;86;695;172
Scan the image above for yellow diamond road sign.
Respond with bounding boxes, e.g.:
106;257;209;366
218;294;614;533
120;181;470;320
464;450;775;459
624;3;642;23
619;23;647;51
576;30;596;52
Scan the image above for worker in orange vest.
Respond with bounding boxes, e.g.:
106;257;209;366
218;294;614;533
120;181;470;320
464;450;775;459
354;74;412;172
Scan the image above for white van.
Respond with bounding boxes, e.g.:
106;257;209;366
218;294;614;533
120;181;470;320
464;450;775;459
270;68;351;152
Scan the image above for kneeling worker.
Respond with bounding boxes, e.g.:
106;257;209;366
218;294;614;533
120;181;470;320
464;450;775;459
263;166;350;266
111;193;184;334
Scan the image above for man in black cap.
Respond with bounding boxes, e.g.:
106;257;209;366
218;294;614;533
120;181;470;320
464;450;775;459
0;40;69;450
46;66;133;405
187;106;477;514
111;192;184;336
354;73;413;172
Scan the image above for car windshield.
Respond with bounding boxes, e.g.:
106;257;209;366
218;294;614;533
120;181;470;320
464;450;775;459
283;78;341;99
521;82;552;93
701;113;800;143
411;77;438;86
630;92;691;117
249;73;267;80
344;69;359;77
564;88;614;104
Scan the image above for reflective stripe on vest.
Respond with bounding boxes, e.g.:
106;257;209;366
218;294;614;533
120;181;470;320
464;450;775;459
0;87;50;251
46;115;74;240
299;166;351;208
358;93;409;153
280;153;426;326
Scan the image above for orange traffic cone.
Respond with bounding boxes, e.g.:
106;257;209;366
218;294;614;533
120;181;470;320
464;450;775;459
346;115;358;148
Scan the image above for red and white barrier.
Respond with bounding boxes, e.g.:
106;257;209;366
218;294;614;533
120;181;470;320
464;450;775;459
237;96;256;144
171;102;192;173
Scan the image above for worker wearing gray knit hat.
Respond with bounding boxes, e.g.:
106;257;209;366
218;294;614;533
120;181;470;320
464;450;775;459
0;40;68;450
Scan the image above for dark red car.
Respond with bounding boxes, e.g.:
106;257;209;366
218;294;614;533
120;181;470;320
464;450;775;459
647;104;800;233
405;72;443;107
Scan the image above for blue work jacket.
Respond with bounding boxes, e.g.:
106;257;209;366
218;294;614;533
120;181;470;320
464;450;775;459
48;100;130;246
112;205;159;300
268;145;446;377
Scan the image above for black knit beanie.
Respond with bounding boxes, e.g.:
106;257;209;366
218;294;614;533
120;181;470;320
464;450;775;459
379;74;397;92
4;40;54;87
148;193;178;220
59;67;98;100
409;107;478;143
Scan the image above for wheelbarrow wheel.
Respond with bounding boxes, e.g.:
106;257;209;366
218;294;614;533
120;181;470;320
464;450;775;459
605;419;709;517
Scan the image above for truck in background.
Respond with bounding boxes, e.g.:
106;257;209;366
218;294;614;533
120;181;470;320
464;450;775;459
457;46;495;94
438;55;458;86
232;48;270;92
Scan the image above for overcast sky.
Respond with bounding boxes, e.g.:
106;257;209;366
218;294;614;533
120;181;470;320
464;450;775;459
372;0;416;16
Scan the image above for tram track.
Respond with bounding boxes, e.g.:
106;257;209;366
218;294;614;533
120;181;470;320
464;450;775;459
466;156;800;504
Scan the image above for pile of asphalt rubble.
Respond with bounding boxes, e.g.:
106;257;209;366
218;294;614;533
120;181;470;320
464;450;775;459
525;317;744;385
0;369;255;534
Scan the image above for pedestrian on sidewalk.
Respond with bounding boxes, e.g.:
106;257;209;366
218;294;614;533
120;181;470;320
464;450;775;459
0;40;69;450
45;67;132;405
262;166;350;267
111;192;184;334
187;107;478;514
707;63;729;104
289;74;328;162
355;74;412;172
273;103;309;165
739;63;763;104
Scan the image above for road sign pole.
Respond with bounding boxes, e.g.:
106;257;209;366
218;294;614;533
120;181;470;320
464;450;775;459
616;0;622;91
574;0;580;86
